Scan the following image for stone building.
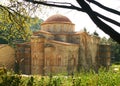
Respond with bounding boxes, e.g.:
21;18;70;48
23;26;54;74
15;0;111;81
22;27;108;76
0;14;111;75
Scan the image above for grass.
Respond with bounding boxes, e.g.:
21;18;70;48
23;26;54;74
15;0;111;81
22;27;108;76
0;67;120;86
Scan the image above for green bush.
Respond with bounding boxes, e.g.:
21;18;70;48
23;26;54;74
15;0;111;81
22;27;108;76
0;68;120;86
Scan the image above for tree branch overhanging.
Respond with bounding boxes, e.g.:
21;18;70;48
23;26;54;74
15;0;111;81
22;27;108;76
86;0;120;16
94;11;120;27
25;0;84;12
24;0;120;43
76;0;120;44
24;0;120;27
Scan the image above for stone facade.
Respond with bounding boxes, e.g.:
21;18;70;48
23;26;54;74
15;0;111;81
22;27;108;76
0;14;111;75
27;14;110;74
0;44;15;70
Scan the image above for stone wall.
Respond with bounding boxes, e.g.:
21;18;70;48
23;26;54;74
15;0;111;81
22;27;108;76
71;34;80;44
44;40;79;74
97;44;111;69
15;43;31;74
31;36;45;75
35;31;54;40
41;23;75;33
0;44;15;70
54;34;68;42
78;32;100;70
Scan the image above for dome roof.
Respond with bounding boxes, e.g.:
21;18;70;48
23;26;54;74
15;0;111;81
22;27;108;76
43;14;72;23
41;14;75;33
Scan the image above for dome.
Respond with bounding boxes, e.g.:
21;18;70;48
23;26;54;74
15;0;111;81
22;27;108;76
41;14;75;33
43;14;72;23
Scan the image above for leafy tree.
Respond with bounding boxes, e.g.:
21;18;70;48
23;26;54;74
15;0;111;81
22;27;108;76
0;8;31;44
30;17;43;32
0;3;30;44
0;0;44;44
24;0;120;44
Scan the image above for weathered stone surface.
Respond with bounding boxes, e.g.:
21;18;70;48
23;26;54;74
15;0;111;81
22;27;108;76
78;32;100;70
31;36;45;75
44;40;79;74
97;44;111;68
0;44;15;70
15;43;31;74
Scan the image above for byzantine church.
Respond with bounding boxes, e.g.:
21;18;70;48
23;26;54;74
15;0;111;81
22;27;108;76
15;14;110;75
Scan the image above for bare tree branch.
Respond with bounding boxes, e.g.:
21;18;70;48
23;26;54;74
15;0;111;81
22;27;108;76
94;11;120;27
86;0;120;16
76;0;120;44
24;0;84;11
24;0;120;27
24;0;120;43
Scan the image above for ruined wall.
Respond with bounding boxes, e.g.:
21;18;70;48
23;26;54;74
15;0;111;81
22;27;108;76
78;32;100;70
44;45;55;74
44;40;79;74
15;43;31;74
0;44;15;70
31;36;45;75
97;44;111;69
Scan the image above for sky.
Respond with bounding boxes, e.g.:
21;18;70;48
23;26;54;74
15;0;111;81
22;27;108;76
1;0;120;38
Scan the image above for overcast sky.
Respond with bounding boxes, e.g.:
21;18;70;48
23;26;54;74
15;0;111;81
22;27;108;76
1;0;120;38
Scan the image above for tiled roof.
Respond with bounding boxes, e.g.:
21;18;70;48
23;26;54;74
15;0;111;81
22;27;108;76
43;14;72;23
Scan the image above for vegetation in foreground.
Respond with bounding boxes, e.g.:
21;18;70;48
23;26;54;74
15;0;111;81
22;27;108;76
0;67;120;86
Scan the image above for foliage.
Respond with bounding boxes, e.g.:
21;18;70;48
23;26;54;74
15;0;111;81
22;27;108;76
0;0;45;44
0;68;120;86
0;6;31;44
83;27;90;34
0;7;43;44
29;17;43;32
100;37;108;44
93;30;99;37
